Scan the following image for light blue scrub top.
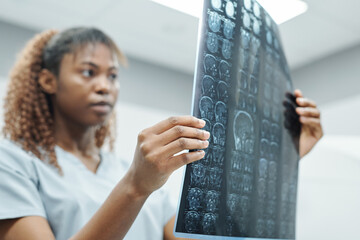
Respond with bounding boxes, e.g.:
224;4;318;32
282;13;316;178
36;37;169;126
0;139;175;240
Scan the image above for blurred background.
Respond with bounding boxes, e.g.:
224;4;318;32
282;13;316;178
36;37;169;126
0;0;360;239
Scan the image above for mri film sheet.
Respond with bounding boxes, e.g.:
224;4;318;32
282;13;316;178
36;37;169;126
175;0;301;239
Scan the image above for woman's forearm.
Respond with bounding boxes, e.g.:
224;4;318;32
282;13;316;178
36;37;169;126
70;171;149;240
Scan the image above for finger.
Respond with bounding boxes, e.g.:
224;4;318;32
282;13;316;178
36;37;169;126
296;107;320;118
284;93;298;109
162;138;209;158
299;116;321;127
284;110;299;123
283;100;297;113
294;89;303;98
285;92;297;105
150;116;206;134
296;97;317;108
168;150;205;172
159;125;210;145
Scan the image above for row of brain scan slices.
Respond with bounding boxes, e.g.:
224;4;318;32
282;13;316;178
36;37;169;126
183;0;239;234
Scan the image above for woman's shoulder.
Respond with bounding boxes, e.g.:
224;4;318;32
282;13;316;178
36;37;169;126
0;138;39;177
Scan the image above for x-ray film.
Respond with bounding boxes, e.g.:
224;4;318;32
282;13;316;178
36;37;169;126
175;0;301;239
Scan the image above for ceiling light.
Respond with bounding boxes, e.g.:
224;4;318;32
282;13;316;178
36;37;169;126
257;0;308;24
150;0;308;24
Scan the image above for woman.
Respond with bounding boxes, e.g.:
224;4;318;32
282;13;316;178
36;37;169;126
0;27;322;239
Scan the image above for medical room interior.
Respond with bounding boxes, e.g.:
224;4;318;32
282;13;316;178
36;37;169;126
0;0;359;239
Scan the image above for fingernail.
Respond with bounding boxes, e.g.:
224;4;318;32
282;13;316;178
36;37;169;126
204;131;210;138
203;140;209;146
198;150;205;155
199;119;206;125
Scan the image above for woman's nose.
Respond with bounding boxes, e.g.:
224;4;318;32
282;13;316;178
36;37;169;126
95;75;110;94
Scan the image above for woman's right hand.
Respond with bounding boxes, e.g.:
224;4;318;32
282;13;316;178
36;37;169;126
127;116;210;197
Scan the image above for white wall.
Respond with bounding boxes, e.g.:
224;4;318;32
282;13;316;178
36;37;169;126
297;135;360;240
292;42;360;107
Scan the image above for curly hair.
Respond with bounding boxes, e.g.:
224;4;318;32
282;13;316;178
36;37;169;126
2;27;126;174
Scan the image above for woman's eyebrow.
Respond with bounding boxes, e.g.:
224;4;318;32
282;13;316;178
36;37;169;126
81;61;99;69
81;61;118;71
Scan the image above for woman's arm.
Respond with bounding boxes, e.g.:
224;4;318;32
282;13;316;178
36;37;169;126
0;116;210;240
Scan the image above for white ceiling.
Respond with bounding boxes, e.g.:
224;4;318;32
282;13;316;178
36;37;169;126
0;0;360;74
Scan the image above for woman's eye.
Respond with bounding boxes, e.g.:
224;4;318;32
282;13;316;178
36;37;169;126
109;73;118;81
82;69;94;78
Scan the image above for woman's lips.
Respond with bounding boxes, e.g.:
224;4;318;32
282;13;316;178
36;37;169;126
90;103;112;114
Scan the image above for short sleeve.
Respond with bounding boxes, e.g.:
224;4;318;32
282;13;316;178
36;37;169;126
0;144;46;220
162;185;178;226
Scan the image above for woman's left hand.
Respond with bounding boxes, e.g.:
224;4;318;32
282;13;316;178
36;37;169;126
294;89;323;158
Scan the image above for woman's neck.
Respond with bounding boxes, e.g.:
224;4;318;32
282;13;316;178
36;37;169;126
53;113;99;157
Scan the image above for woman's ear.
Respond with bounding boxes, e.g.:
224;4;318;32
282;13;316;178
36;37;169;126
38;69;57;94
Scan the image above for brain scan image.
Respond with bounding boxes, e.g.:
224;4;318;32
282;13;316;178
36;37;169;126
250;37;261;56
217;81;229;103
176;1;299;238
202;213;217;234
202;75;216;99
239;48;249;70
184;211;200;233
257;178;266;198
247;95;256;114
215;101;228;125
268;179;277;200
225;1;235;18
190;163;207;187
219;60;231;81
256;218;265;237
266;14;272;28
261;119;270;139
211;0;222;10
205;190;220;212
227;193;239;213
253;18;261;36
263;101;271;118
209;11;221;33
222;39;232;59
199;96;214;121
266;219;276;236
243;11;251;30
224;19;235;39
208;166;223;189
240;28;250;49
249;75;258;95
238;69;248;90
212;145;225;166
187;187;203;210
259;158;268;179
207;32;219;53
260;138;270;158
268;161;277;180
266;31;273;46
253;1;261;18
250;55;260;76
204;54;218;77
212;122;226;146
233;111;254;153
229;171;242;192
244;0;252;11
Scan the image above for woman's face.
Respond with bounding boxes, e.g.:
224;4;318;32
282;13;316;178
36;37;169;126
53;43;119;127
